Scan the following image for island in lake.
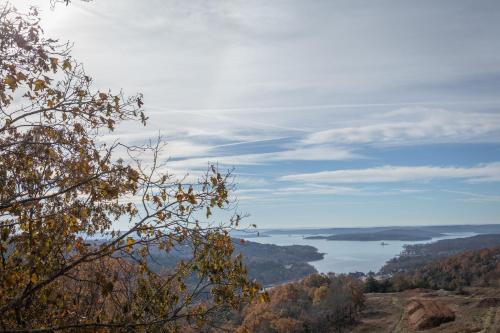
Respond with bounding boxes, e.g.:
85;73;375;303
305;228;443;241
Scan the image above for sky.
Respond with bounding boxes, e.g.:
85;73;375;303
12;0;500;228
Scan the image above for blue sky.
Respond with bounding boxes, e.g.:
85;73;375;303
15;0;500;228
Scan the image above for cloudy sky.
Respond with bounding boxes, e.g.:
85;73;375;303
14;0;500;228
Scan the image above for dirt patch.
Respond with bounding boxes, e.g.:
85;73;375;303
405;298;455;330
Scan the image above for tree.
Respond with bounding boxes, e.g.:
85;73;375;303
363;274;380;293
0;2;263;331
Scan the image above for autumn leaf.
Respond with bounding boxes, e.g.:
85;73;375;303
16;72;27;81
62;58;72;71
49;57;59;72
34;79;46;91
3;75;17;91
126;237;134;249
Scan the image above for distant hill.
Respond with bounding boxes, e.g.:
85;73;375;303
261;224;500;236
305;228;442;241
391;246;500;291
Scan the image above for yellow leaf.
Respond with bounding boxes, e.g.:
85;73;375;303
50;57;59;72
16;72;27;81
126;237;134;248
80;208;88;219
3;76;17;91
34;79;46;91
258;292;270;303
62;59;72;71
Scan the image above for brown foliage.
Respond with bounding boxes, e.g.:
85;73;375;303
391;246;500;292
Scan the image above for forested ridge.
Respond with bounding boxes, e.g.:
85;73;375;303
365;246;500;293
144;239;324;287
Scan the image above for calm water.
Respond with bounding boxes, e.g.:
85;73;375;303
243;233;477;274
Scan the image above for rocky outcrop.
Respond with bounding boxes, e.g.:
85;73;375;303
405;298;455;330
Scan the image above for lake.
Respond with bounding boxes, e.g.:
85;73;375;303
242;232;477;274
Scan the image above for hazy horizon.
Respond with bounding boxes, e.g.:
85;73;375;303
246;222;500;230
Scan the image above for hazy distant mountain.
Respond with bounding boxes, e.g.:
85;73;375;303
260;224;500;236
305;228;442;241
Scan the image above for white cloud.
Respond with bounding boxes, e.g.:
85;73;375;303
233;184;362;204
168;145;359;170
10;0;500;226
234;185;434;204
280;163;500;184
303;108;500;146
239;184;361;196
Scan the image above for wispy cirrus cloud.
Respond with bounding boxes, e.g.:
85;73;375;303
233;185;361;203
302;108;500;146
237;184;361;196
168;145;360;169
442;190;500;203
280;163;500;184
234;185;434;204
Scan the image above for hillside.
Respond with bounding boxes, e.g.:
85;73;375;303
380;234;500;275
385;246;500;292
145;238;324;287
235;241;324;286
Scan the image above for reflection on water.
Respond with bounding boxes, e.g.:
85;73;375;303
243;233;477;274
